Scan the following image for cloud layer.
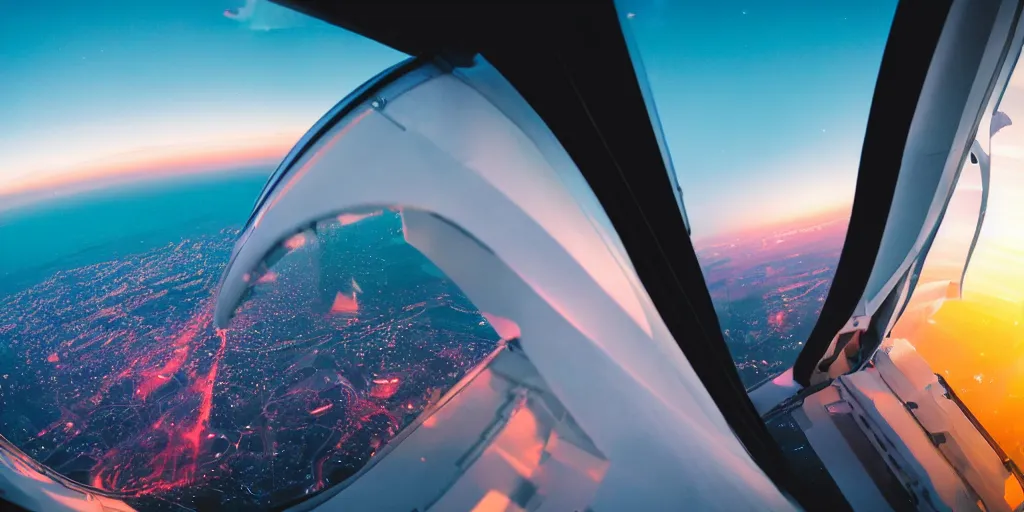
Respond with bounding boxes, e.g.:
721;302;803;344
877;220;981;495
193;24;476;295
224;0;311;31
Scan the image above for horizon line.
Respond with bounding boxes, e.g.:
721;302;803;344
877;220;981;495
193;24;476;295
0;134;298;198
690;203;854;246
0;159;282;215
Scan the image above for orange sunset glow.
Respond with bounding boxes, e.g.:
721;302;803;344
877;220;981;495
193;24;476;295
0;134;298;199
891;110;1024;468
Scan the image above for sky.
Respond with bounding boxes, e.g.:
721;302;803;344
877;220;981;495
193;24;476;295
0;0;898;238
621;0;897;236
0;0;404;200
918;64;1024;306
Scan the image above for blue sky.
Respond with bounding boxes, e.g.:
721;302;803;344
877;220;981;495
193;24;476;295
0;0;404;194
621;0;897;234
0;0;896;236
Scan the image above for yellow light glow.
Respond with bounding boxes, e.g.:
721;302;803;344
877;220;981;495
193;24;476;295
888;70;1024;468
890;84;1024;469
892;295;1024;467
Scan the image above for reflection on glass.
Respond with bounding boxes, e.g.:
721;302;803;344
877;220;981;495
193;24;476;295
227;208;609;511
228;208;515;506
615;0;898;386
892;51;1024;468
917;156;984;289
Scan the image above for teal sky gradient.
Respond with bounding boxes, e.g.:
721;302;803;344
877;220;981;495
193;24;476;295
1;0;897;236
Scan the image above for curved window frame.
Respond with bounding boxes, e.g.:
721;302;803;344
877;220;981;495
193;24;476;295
243;57;426;232
216;55;799;511
227;7;786;498
611;3;690;235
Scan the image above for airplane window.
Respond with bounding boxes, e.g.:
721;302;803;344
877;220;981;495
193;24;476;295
196;50;790;511
615;0;898;387
217;207;609;511
0;0;407;509
891;49;1024;469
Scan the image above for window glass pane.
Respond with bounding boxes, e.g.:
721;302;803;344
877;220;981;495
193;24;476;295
0;0;406;509
892;50;1024;469
221;207;608;510
616;0;897;386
